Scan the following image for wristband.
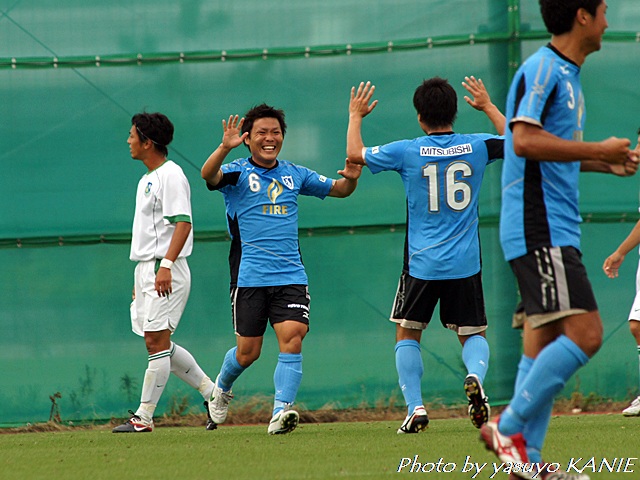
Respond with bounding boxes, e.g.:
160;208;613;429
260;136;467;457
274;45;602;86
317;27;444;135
160;258;174;270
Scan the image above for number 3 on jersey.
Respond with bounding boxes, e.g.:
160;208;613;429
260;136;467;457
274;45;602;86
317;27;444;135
422;161;472;212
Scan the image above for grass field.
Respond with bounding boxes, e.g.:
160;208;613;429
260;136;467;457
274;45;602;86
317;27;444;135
2;414;639;480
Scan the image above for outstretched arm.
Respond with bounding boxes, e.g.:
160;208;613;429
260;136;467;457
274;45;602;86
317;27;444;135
201;115;248;187
462;76;505;135
346;81;378;166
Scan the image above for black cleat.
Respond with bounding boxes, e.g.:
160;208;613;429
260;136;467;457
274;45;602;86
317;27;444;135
203;401;217;430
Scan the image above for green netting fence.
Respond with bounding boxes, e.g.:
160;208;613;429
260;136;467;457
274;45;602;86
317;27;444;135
1;0;639;426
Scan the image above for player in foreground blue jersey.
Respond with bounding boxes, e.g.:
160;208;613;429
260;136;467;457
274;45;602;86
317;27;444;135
201;104;362;434
347;76;505;433
480;1;638;479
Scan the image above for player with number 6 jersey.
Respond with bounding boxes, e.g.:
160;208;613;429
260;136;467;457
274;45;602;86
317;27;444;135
201;103;362;434
211;157;332;287
347;76;505;433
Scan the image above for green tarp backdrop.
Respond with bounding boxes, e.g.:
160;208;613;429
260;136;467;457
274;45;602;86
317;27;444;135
1;0;639;425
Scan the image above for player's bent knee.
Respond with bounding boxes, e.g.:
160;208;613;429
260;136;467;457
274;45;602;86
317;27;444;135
236;351;260;367
578;331;603;358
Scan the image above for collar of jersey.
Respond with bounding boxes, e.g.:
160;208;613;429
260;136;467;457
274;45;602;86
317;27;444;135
427;131;454;136
545;42;580;69
248;156;279;171
145;160;167;174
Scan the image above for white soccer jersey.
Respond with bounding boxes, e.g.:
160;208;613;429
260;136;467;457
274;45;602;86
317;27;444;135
129;160;193;261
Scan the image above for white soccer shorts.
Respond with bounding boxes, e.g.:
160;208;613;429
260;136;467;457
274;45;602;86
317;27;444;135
628;260;640;322
131;257;191;336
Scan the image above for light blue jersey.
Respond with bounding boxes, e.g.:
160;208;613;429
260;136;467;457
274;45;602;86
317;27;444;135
500;44;585;261
366;132;503;280
208;157;333;287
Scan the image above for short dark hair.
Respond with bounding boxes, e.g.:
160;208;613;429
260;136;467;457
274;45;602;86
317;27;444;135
241;104;287;151
539;0;602;35
131;112;174;156
413;77;457;130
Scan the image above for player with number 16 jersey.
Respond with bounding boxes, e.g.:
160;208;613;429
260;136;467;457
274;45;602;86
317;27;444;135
347;77;505;433
366;132;503;280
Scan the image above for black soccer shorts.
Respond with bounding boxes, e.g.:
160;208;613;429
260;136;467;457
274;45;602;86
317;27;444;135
509;246;598;328
390;271;487;335
230;284;310;337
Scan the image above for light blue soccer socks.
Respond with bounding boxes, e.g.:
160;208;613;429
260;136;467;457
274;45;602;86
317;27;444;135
512;354;551;464
273;353;303;415
218;347;246;392
395;339;424;415
462;335;490;383
499;335;588;437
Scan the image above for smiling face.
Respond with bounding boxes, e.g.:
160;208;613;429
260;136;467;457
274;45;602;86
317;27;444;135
244;117;283;168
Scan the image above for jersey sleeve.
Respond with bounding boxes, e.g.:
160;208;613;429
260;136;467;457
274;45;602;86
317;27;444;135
298;166;333;199
205;160;243;192
510;56;560;129
471;133;504;164
364;140;409;174
162;167;192;225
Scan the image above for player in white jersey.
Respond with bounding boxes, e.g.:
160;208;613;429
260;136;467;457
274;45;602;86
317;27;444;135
113;112;217;433
603;128;640;417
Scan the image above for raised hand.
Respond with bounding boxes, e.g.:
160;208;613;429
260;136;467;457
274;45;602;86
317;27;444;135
221;115;248;150
349;81;378;119
462;76;491;111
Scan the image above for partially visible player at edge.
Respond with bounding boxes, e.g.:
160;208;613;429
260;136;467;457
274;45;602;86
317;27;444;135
602;128;640;417
113;112;218;433
347;75;505;433
480;1;638;478
201;104;362;434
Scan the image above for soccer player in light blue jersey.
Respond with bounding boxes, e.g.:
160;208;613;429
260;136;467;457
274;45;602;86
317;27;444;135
201;104;362;434
480;1;638;478
347;76;505;433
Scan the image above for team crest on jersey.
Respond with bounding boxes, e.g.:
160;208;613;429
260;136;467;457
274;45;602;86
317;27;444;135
267;179;284;203
281;175;294;190
144;182;152;196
